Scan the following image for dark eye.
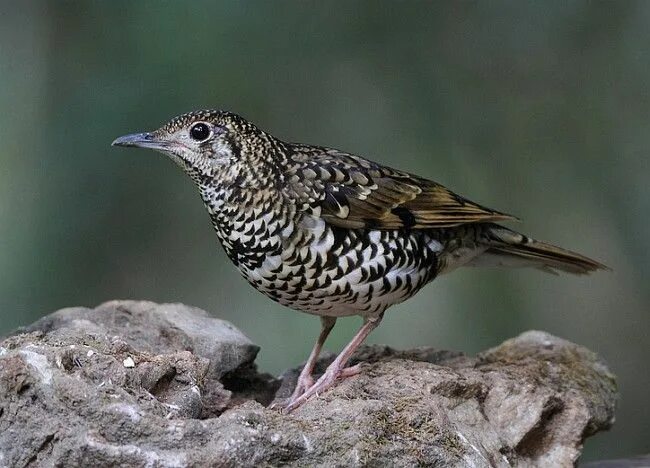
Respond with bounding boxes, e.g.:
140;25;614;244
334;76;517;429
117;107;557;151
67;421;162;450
189;122;211;141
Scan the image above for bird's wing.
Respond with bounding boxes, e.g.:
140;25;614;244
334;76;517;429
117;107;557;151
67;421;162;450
285;147;516;229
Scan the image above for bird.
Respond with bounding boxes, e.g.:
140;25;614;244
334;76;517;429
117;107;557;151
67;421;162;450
112;109;607;412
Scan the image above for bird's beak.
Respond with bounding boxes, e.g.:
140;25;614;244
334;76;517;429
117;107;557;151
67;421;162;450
112;132;169;150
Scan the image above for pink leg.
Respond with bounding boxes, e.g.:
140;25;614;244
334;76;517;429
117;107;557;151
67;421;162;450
286;316;337;404
285;313;384;413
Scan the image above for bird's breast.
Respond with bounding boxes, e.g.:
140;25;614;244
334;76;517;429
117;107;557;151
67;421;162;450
223;212;443;317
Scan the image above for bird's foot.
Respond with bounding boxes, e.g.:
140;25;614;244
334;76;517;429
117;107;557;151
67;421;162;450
268;368;315;410
288;372;315;401
284;363;362;413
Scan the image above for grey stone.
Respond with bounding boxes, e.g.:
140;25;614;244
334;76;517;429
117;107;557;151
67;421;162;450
0;302;617;467
18;300;259;379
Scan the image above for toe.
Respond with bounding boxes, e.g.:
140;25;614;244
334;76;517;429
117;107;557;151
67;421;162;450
339;363;362;378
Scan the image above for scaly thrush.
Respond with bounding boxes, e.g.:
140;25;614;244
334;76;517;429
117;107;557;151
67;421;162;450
113;110;606;411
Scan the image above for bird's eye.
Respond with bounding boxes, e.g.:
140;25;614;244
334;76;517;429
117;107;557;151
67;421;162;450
189;122;211;141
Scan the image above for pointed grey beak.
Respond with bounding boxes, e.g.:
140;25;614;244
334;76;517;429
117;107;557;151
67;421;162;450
112;132;168;150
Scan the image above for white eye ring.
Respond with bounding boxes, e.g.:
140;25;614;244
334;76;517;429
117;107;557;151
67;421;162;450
189;122;212;142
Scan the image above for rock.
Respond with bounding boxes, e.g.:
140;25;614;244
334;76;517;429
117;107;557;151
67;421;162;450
0;301;617;467
18;300;258;380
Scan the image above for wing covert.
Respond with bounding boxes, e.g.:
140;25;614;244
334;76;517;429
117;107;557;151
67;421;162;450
284;147;516;229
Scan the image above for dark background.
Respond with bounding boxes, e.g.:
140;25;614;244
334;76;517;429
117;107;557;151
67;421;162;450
0;1;648;461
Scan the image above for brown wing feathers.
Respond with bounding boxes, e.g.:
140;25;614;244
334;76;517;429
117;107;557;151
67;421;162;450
286;147;516;230
318;174;515;230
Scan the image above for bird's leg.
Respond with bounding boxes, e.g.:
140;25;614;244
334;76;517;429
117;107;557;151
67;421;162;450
287;316;337;403
285;313;384;413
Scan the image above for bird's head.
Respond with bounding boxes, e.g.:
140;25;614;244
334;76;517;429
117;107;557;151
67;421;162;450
112;110;276;185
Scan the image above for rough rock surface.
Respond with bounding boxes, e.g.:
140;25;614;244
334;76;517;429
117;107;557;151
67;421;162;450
0;301;617;467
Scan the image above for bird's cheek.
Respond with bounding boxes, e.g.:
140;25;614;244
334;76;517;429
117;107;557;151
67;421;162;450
207;155;232;171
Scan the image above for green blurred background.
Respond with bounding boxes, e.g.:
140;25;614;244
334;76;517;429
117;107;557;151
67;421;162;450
0;1;647;461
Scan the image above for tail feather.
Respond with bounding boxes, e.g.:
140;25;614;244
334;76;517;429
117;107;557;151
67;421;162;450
481;226;609;276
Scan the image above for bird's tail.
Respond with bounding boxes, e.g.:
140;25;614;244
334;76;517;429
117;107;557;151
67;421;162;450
472;225;609;275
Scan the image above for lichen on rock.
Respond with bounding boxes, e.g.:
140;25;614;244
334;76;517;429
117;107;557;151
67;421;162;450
0;301;617;467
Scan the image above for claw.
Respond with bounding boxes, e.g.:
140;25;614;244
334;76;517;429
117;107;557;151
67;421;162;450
284;363;361;412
